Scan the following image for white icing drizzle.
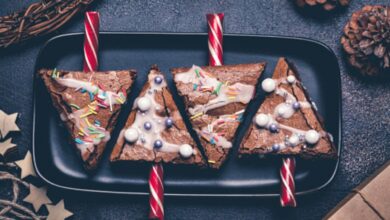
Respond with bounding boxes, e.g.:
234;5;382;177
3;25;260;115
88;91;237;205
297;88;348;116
255;77;327;151
124;72;190;154
54;74;126;159
56;77;123;106
175;65;255;115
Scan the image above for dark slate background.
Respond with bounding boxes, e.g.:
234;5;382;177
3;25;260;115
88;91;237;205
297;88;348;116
0;1;389;219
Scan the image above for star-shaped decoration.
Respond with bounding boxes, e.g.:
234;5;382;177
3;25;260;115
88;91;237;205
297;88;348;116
0;138;16;156
0;110;20;139
46;200;73;220
23;185;52;212
15;151;36;178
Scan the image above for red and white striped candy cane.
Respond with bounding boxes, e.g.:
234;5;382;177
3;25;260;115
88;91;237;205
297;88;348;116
83;11;100;72
149;163;164;220
207;13;224;66
280;157;297;207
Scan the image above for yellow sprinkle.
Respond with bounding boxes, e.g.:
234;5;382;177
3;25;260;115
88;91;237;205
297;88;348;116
78;132;85;136
228;96;236;100
116;98;124;104
84;118;91;127
89;109;97;114
190;112;203;120
225;81;230;86
226;91;239;96
79;127;88;136
80;112;93;118
208;160;216;164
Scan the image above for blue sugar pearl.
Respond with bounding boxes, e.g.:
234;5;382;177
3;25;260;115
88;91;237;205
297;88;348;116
292;102;301;110
165;118;173;128
272;144;280;152
154;140;163;149
269;123;279;133
154;76;163;84
144;122;152;130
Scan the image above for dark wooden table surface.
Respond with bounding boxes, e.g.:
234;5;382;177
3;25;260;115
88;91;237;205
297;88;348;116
0;1;389;219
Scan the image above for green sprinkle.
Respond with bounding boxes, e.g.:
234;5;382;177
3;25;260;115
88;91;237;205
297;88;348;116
98;133;106;138
69;103;80;110
88;127;96;131
51;68;58;78
213;82;223;95
195;69;200;77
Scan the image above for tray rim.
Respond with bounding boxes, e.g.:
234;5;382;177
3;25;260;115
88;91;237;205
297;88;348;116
32;31;343;197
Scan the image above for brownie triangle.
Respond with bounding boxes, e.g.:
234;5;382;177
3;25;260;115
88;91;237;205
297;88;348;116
171;63;266;169
110;66;206;167
39;69;136;170
239;58;337;159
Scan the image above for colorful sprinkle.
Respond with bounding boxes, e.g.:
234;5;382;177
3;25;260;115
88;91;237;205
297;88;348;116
193;84;198;91
208;160;216;164
88;92;94;101
80;111;93;118
195;69;201;78
94;120;101;126
116;97;124;104
69;103;80;110
84;118;91;127
190;112;203;120
213;82;223;95
80;88;86;93
51;68;58;78
75;138;84;144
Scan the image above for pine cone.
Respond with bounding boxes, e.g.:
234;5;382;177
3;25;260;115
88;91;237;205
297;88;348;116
295;0;350;11
341;5;390;77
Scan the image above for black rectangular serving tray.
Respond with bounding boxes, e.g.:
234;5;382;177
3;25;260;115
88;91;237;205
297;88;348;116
33;32;341;196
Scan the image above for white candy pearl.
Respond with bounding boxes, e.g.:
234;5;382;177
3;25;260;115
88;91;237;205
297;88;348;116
288;134;300;146
137;97;152;111
261;78;276;93
305;130;320;144
287;75;296;84
255;114;269;127
179;144;193;158
124;128;139;143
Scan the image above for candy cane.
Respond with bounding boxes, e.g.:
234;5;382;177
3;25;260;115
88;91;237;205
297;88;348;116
83;11;100;72
207;13;224;66
149;163;164;220
280;157;297;207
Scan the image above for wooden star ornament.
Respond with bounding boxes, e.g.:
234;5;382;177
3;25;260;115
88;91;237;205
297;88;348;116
0;138;16;156
15;151;36;178
0;110;20;139
23;185;52;212
46;200;73;220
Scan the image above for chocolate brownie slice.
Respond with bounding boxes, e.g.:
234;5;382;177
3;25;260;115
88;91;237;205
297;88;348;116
171;63;266;169
110;66;206;167
39;69;136;170
239;58;337;159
